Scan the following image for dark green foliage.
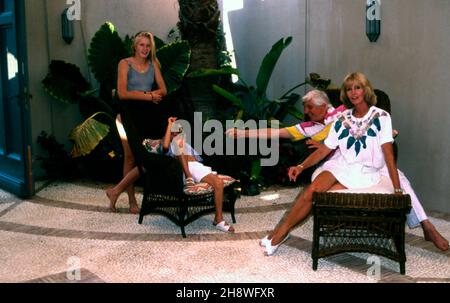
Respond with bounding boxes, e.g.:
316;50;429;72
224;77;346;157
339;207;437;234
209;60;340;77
154;35;166;50
36;131;79;180
256;37;292;95
42;22;191;166
157;40;191;94
42;60;90;104
88;22;129;93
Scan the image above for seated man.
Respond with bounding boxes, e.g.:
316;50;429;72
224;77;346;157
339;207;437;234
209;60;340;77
106;117;235;233
226;90;346;183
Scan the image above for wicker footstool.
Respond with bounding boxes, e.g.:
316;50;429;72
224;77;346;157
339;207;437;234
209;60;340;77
312;192;411;274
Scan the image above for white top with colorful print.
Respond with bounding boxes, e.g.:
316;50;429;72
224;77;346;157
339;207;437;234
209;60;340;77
324;106;394;170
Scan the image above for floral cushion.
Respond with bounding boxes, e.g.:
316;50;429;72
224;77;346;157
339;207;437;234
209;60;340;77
218;174;236;187
183;174;236;196
183;183;214;196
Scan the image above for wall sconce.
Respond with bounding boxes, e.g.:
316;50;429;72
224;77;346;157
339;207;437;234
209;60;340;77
61;8;74;44
366;0;381;42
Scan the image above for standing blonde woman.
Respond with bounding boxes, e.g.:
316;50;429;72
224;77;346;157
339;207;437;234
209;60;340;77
114;31;167;213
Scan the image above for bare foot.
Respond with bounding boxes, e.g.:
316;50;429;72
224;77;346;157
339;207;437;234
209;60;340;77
106;188;119;212
423;223;449;251
129;200;140;214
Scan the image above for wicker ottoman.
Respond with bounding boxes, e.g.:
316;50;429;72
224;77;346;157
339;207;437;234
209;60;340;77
312;192;411;274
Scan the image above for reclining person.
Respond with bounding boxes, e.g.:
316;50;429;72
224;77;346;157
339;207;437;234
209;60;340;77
106;117;235;233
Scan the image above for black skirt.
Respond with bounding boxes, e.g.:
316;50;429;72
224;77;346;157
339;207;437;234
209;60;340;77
120;100;169;166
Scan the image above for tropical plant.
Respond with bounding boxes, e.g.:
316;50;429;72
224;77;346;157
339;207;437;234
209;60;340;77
191;37;308;124
189;36;332;194
42;60;91;104
42;22;191;163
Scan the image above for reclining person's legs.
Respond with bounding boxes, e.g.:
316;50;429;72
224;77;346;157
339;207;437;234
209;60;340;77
188;161;235;233
398;170;449;251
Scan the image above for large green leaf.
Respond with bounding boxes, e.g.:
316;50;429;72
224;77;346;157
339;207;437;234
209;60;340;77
42;60;90;104
70;113;110;158
154;35;166;50
256;36;293;95
212;84;243;109
285;106;305;120
122;34;133;57
156;40;191;94
88;22;128;89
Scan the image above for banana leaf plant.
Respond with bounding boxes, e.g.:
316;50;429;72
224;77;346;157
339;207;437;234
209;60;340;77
42;22;191;158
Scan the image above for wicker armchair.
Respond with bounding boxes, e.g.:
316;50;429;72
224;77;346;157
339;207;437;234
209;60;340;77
137;152;238;238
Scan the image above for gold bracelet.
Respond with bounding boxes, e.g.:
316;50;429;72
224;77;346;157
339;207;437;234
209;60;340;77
297;164;305;169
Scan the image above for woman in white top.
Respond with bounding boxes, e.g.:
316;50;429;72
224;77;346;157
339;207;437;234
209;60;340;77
262;72;406;256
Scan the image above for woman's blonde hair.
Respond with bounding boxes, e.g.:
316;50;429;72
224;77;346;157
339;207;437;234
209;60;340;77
340;72;377;108
132;31;158;63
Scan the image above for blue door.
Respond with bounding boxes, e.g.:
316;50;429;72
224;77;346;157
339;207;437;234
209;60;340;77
0;0;33;197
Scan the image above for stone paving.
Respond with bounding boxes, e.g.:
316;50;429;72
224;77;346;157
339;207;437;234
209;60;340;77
0;181;449;283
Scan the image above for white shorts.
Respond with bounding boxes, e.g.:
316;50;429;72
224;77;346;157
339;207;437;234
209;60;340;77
187;161;217;183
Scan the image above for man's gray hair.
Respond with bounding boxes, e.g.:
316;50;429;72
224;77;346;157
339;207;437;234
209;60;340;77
302;90;331;108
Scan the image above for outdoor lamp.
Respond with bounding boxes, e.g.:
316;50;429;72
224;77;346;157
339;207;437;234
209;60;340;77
61;8;74;44
366;0;381;42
